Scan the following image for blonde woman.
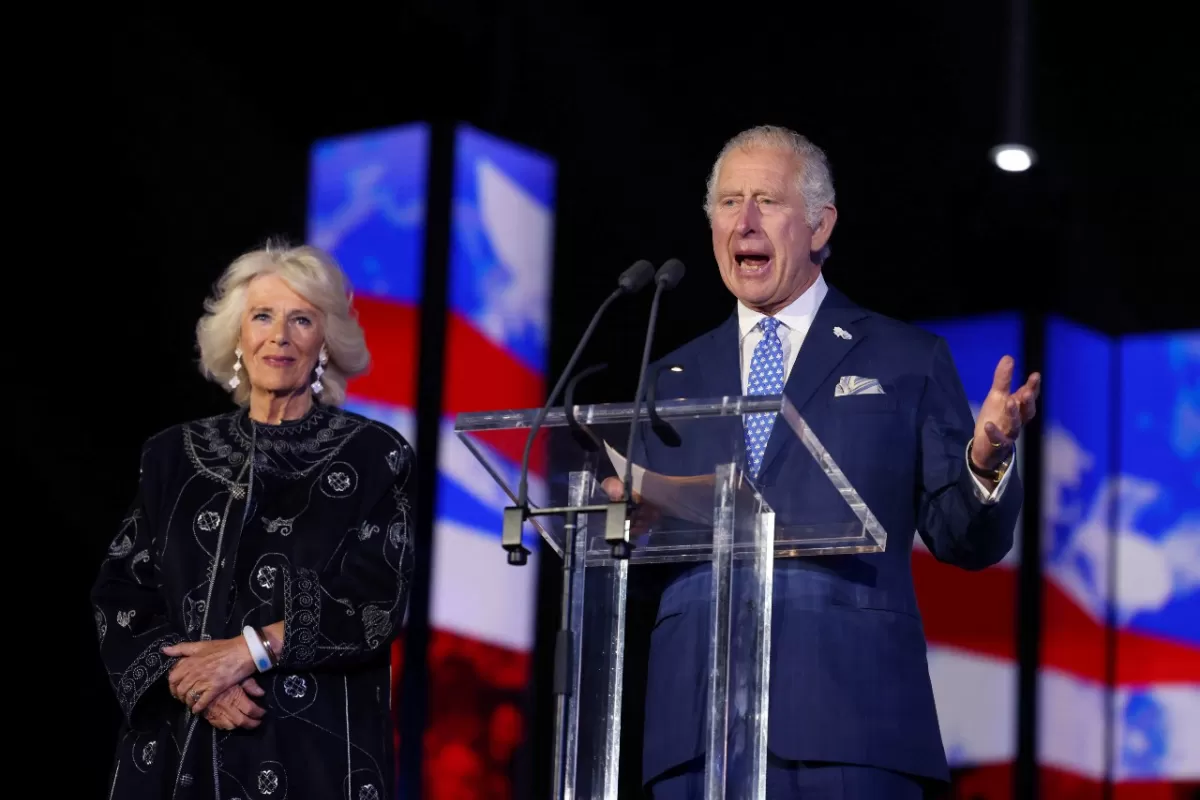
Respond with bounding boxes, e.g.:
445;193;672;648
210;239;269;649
92;242;414;800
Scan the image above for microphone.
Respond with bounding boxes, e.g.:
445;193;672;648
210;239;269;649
619;258;686;519
514;259;655;517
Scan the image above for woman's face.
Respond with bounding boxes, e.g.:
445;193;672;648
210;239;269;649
238;274;325;398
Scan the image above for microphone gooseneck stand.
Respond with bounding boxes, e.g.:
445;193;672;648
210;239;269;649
610;258;687;558
502;260;654;800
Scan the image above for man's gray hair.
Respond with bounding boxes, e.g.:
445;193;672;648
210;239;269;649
703;125;836;264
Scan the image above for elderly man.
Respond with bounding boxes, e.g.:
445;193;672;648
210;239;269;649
606;125;1040;798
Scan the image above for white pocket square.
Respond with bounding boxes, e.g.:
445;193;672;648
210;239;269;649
834;376;885;396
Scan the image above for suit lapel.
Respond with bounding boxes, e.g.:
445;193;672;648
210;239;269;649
756;285;870;482
701;313;742;395
692;313;745;465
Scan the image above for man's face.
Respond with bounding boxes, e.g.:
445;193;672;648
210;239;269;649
710;146;834;315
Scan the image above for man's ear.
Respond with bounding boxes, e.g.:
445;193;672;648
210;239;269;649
811;205;837;253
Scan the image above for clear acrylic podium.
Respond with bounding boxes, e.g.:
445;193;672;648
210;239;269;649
453;395;888;800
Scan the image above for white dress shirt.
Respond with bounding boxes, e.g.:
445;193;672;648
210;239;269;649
735;273;1011;504
737;274;829;389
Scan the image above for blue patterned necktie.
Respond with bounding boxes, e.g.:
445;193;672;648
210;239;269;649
744;316;786;479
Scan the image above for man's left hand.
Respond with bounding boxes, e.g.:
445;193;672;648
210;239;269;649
971;355;1041;471
163;638;256;716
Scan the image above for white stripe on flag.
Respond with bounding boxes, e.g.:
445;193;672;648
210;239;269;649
429;519;539;652
1039;666;1200;781
438;417;549;514
926;645;1017;766
1112;684;1200;781
1038;666;1108;780
924;644;1200;782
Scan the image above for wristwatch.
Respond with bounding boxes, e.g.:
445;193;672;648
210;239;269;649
967;439;1012;482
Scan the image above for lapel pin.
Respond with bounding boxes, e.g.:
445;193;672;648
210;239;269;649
833;326;852;340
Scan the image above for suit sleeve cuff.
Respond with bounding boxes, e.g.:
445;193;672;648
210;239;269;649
965;441;1014;505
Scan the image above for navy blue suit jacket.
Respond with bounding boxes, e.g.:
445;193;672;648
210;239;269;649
635;284;1022;785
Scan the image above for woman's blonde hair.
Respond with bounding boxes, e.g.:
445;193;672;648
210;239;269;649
195;240;370;407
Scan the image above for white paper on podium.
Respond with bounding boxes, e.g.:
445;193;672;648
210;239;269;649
603;440;720;525
603;440;645;494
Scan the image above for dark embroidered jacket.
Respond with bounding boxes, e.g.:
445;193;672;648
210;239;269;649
92;404;414;800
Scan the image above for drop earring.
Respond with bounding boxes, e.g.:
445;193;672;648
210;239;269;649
229;347;244;389
311;348;328;395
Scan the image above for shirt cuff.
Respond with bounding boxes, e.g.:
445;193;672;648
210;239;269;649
966;441;1014;505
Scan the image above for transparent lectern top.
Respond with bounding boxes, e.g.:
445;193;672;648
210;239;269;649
452;395;887;565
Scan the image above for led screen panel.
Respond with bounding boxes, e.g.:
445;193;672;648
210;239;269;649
308;122;430;441
1039;319;1200;798
1110;330;1199;793
1038;316;1115;796
425;124;557;798
914;313;1025;798
306;121;430;765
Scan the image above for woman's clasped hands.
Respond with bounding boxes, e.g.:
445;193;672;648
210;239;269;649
163;638;266;730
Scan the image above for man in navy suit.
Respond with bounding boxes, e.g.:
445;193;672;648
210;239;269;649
605;125;1041;798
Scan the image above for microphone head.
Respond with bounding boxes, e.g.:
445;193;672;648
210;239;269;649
655;258;686;290
617;260;655;293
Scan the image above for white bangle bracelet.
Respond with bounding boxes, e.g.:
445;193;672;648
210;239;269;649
243;625;273;673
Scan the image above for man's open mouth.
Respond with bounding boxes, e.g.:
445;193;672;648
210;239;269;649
735;253;772;270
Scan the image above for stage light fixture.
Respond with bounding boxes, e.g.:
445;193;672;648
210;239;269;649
990;143;1036;172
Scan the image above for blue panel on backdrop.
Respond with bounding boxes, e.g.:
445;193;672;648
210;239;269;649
447;124;558;374
306;123;430;304
1118;330;1200;645
918;312;1025;406
1042;317;1114;588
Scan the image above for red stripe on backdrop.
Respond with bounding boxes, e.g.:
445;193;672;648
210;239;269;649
912;551;1017;662
347;301;550;475
941;763;1012;799
422;628;532;800
915;552;1200;682
1116;630;1200;683
937;763;1198;799
391;638;405;785
441;312;544;414
1038;576;1109;684
442;312;549;475
346;296;419;408
1040;577;1200;683
1039;765;1200;799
